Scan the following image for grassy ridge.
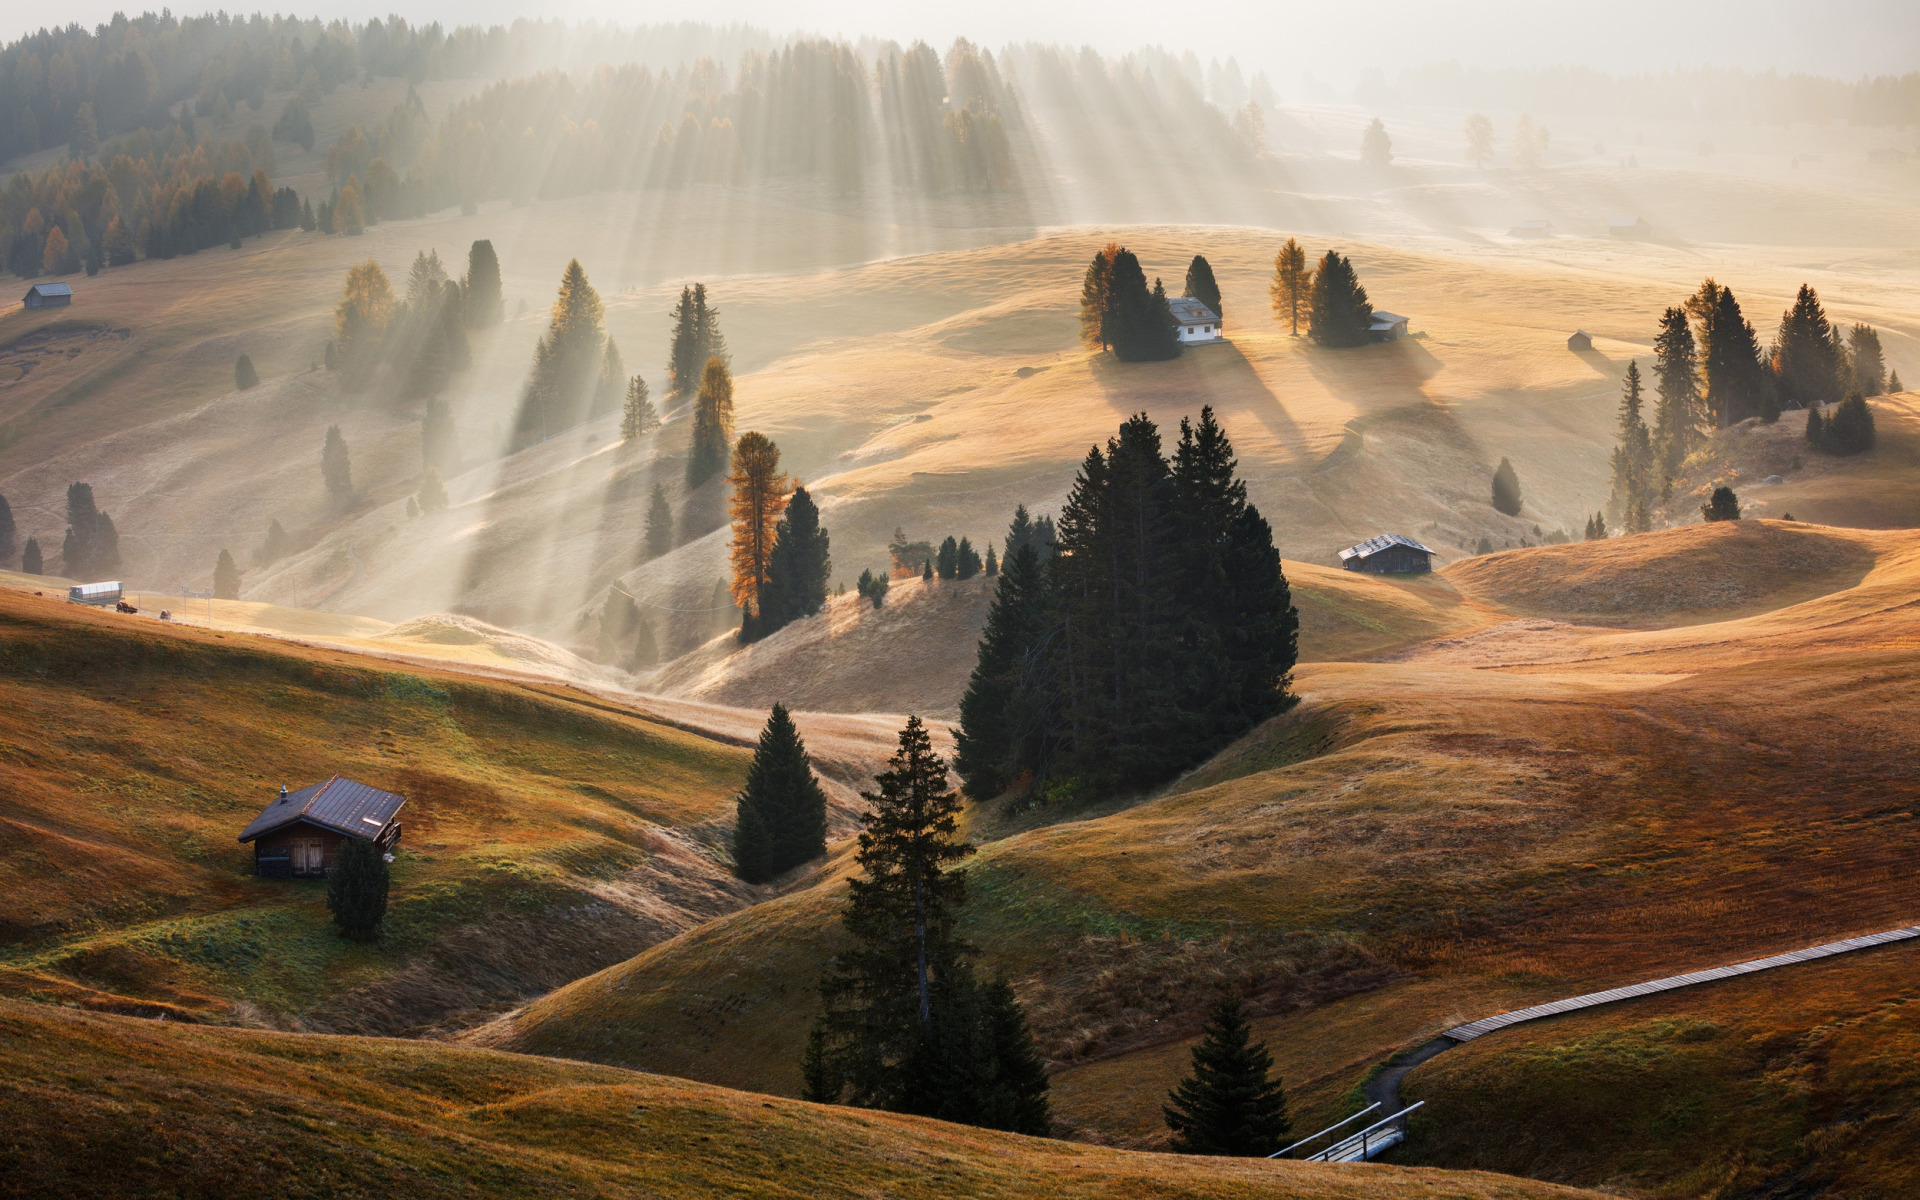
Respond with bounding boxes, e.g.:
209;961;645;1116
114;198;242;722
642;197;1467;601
0;585;751;1030
0;997;1604;1200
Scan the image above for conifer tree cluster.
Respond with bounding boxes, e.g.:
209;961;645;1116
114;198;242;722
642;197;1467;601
857;568;890;609
60;482;121;580
1163;996;1290;1156
752;485;832;639
1583;512;1608;540
1806;394;1876;456
1607;362;1656;534
686;358;737;487
514;258;622;444
955;408;1298;800
394;249;473;402
666;284;729;399
733;703;829;883
1651;306;1701;482
1305;250;1373;347
805;717;1050;1135
1076;245;1181;361
933;536;983;580
1770;284;1847;411
1002;505;1056;560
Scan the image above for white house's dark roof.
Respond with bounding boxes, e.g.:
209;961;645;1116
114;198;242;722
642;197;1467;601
1165;296;1219;324
1338;533;1435;562
25;282;72;298
1369;311;1409;330
237;776;406;843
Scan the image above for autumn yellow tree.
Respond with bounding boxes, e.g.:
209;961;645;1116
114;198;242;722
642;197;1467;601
333;259;395;391
729;431;790;624
686;356;736;487
1268;237;1310;335
336;174;366;235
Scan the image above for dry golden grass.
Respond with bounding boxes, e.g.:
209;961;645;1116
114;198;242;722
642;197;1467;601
0;998;1605;1200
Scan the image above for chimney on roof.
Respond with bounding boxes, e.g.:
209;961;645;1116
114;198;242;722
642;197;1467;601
279;785;288;799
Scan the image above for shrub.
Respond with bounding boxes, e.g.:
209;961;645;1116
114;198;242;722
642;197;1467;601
1702;486;1741;522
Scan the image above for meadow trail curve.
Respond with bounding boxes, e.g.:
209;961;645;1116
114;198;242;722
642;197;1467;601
1367;923;1920;1114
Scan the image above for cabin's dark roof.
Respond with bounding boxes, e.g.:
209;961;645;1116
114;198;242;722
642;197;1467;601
1165;296;1219;324
237;776;406;843
1338;533;1435;562
25;282;72;298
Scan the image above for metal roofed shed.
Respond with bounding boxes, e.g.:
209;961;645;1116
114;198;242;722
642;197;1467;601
68;581;123;605
1369;312;1409;341
1164;295;1224;344
1567;330;1593;351
238;776;406;879
23;281;73;309
1338;533;1435;574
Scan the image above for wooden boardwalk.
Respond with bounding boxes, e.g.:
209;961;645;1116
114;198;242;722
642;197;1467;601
1444;925;1920;1042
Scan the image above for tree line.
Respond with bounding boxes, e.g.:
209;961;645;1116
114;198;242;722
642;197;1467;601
955;407;1299;800
1604;280;1893;533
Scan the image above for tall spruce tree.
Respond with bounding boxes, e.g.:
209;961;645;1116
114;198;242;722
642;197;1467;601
1183;254;1222;323
1820;393;1876;455
755;485;831;639
733;703;829;882
1163;996;1290;1156
936;536;959;580
621;374;660;440
1772;284;1844;410
1849;324;1885;396
956;537;981;579
644;482;674;559
686;358;736;487
463;239;504;327
62;482;119;579
1491;457;1522;516
22;537;42;575
667;283;728;398
1607;361;1656;534
514;259;607;444
1306;251;1373;347
322;425;353;499
1691;280;1766;426
213;549;241;599
1107;251;1180;362
327;836;390;941
954;540;1057;799
1268;237;1310;336
1652;306;1701;481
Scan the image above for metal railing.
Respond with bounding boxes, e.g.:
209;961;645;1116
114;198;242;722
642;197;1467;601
1305;1102;1424;1163
1271;1103;1380;1159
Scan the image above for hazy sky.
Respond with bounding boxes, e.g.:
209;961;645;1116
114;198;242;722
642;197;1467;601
10;0;1919;79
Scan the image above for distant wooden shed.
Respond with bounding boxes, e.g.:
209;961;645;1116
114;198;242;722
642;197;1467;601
238;776;405;878
1567;330;1593;351
1338;533;1435;574
1369;311;1410;341
23;282;72;309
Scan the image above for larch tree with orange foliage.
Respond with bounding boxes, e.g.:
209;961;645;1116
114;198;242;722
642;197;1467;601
729;431;790;636
333;259;395;392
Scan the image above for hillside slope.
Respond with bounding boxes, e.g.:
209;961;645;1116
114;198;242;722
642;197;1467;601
0;583;756;1036
0;998;1600;1200
474;522;1920;1195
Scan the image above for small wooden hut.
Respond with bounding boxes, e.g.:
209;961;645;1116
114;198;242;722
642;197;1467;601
1338;533;1435;574
237;776;405;878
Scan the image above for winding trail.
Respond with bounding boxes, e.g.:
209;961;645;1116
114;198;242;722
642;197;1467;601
1367;923;1920;1115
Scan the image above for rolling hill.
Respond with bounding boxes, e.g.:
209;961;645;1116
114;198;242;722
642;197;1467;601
471;519;1920;1195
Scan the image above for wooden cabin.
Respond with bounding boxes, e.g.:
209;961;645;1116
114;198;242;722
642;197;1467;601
1567;330;1593;352
1369;311;1410;341
23;282;72;309
1338;533;1435;574
237;776;404;878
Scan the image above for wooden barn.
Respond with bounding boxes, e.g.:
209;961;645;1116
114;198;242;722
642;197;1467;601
237;776;405;879
22;282;72;309
1338;533;1435;574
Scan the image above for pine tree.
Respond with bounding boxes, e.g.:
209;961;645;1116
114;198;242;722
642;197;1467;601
1306;251;1373;347
61;482;118;579
729;432;788;631
956;537;981;580
1889;369;1904;393
464;240;504;327
983;545;997;576
644;482;674;560
1607;362;1655;534
667;283;729;397
1805;402;1826;448
327;836;390;941
1702;486;1741;522
923;560;933;582
322;425;353;499
213;549;241;599
1821;393;1876;455
515;259;607;443
857;567;890;609
686;358;736;487
1491;457;1522;516
1183;254;1222;323
1849;324;1886;396
1107;251;1180;362
418;467;449;514
1692;280;1766;426
0;493;13;565
21;538;41;575
733;703;829;883
1078;245;1117;350
954;539;1055;799
1268;237;1310;336
1771;284;1844;410
1163;996;1290;1156
936;536;959;580
621;374;660;440
756;485;831;639
234;354;259;390
811;717;977;1109
1652;306;1701;480
1360;117;1392;167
